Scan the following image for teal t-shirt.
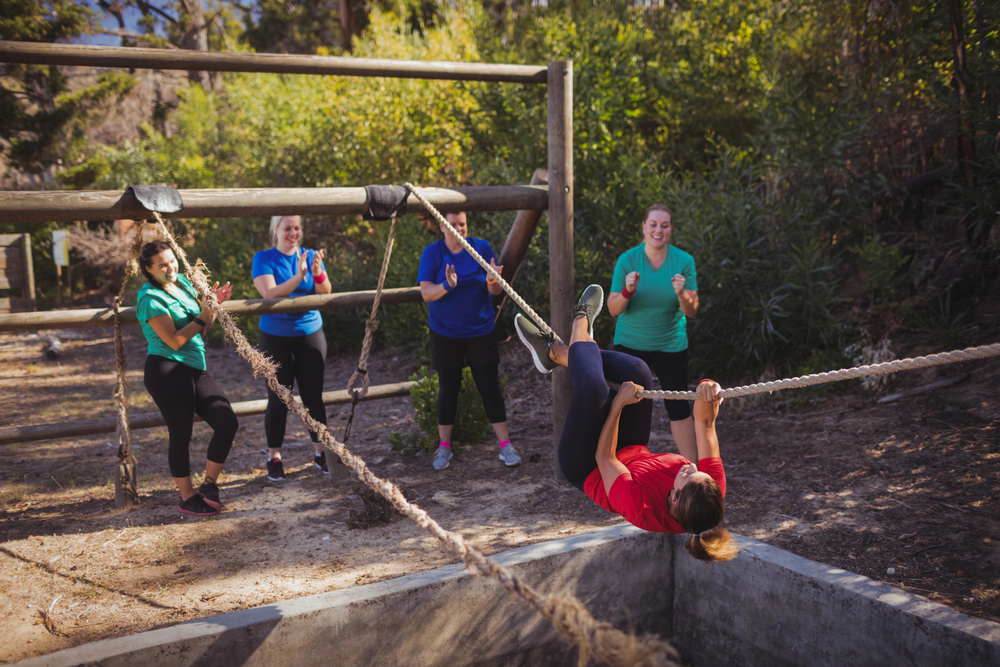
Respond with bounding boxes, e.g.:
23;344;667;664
610;243;698;353
136;275;206;371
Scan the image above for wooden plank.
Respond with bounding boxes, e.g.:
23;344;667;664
0;285;423;332
0;256;25;271
0;233;24;245
21;233;34;311
0;246;24;258
547;61;574;483
0;297;34;313
0;275;23;290
0;381;415;445
0;42;548;84
493;168;548;315
0;185;548;225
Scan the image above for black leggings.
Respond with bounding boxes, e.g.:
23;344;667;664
558;343;653;489
259;329;328;449
613;345;692;421
143;355;238;478
430;329;506;425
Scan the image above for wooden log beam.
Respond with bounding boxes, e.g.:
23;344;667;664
0;286;423;333
0;185;548;225
0;381;415;445
547;61;574;484
493;168;548;316
0;42;548;84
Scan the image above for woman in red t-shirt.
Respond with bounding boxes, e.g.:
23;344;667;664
514;285;738;562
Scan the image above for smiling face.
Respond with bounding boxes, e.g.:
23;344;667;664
441;212;468;246
276;216;303;253
642;209;673;250
147;249;179;286
669;462;712;507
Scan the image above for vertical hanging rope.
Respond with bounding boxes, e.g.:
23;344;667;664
148;211;680;667
111;219;149;504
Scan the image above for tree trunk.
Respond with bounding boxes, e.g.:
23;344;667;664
180;0;210;89
339;0;354;53
947;0;975;183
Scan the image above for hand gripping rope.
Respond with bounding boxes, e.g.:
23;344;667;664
145;212;681;667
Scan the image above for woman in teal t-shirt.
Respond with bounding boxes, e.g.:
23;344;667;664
606;204;700;463
137;240;238;517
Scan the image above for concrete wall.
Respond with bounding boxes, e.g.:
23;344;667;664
672;535;1000;667
18;528;1000;667
19;525;672;667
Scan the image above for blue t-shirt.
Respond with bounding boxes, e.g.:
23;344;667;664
417;238;496;338
251;247;327;337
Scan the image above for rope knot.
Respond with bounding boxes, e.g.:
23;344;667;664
365;319;380;333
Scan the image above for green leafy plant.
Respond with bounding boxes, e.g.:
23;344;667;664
390;365;506;455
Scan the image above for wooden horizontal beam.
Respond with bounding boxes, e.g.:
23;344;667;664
0;381;415;445
0;286;423;333
0;185;548;225
0;42;548;84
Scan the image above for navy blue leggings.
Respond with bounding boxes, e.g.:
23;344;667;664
558;343;654;489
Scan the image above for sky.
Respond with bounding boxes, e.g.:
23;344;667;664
75;1;162;46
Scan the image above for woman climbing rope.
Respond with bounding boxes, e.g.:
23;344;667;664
606;204;701;463
252;215;332;480
514;285;738;562
137;240;238;516
417;211;518;471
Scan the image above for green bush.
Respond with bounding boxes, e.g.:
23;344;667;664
389;365;507;455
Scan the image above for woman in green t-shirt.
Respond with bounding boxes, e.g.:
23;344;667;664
606;204;700;463
137;240;238;516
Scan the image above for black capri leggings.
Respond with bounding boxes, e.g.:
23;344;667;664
143;355;238;479
558;343;654;489
259;329;328;449
613;345;692;421
430;329;506;426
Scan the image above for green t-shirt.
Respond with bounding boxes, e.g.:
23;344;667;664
136;275;206;371
610;243;698;353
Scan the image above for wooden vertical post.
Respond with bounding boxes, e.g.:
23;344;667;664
547;61;573;483
21;233;35;311
56;264;62;305
492;168;549;317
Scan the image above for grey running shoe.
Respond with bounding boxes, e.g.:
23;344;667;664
432;446;453;470
498;444;522;466
515;313;557;375
573;284;604;337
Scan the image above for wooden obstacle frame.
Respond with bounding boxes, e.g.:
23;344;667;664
0;43;575;484
0;233;35;314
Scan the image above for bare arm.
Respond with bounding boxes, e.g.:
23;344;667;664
419;264;457;303
608;271;640;317
596;381;643;495
693;380;722;460
485;257;504;296
671;273;699;318
311;249;332;295
148;311;210;351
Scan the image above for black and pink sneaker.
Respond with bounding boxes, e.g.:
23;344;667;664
197;480;221;509
178;494;220;516
314;452;330;474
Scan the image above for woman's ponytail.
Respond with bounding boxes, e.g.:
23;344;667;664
684;527;739;563
674;478;740;563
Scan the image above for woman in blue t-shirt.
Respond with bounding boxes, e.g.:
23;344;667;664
606;204;701;463
417;211;517;471
252;215;332;481
137;240;238;517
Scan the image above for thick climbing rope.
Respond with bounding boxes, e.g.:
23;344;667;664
148;212;679;667
406;184;1000;401
636;343;1000;400
343;215;401;445
111;219;150;503
405;184;564;344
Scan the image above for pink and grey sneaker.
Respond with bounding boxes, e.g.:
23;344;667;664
178;493;220;516
197;480;221;510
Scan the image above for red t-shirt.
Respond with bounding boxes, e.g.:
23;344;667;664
583;446;726;533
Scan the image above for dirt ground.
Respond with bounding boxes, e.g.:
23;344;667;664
1;322;998;664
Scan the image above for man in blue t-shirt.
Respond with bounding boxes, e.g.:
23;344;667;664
417;211;520;471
